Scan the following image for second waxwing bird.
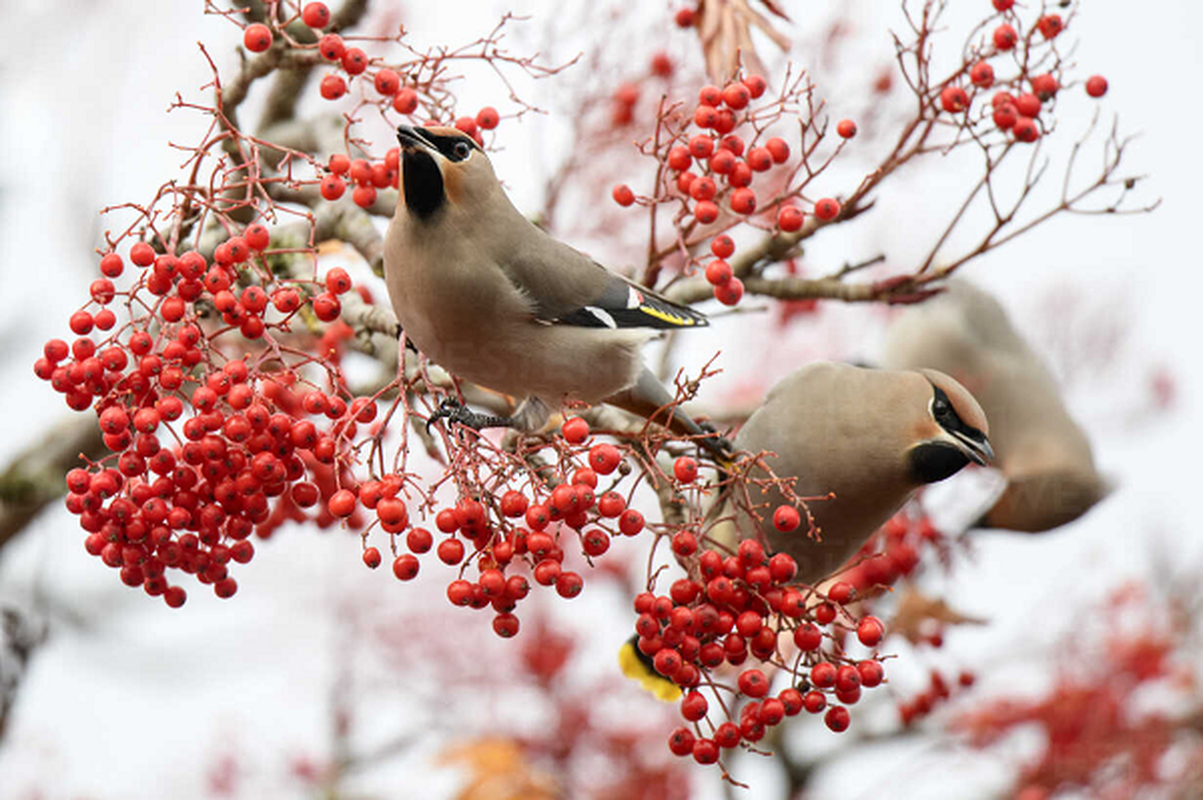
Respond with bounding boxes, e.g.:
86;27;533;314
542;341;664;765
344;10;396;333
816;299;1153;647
882;279;1109;532
383;125;729;458
725;362;992;584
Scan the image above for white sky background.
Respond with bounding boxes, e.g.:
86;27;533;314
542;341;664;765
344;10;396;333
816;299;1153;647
1;1;1201;798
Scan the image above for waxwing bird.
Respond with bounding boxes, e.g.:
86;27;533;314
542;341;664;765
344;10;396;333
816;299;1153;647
724;362;992;584
384;125;729;458
882;279;1109;532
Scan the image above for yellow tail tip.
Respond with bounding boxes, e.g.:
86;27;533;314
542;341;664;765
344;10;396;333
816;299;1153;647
618;638;683;702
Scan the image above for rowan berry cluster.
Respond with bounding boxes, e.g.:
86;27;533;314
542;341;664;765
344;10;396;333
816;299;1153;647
840;510;944;596
35;226;371;607
644;533;887;766
345;416;672;640
937;4;1108;145
612;74;846;308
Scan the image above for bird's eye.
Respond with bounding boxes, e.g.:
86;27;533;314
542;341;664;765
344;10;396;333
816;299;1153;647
933;398;951;418
453;141;472;160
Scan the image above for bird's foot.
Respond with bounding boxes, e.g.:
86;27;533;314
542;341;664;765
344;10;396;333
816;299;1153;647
695;420;736;462
426;397;516;433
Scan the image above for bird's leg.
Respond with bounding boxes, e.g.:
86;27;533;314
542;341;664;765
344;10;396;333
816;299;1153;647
426;397;518;433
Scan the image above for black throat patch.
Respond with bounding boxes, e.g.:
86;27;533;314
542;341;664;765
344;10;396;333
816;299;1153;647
907;441;971;484
402;149;445;219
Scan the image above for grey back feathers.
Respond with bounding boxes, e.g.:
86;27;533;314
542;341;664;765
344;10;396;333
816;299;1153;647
882;279;1108;532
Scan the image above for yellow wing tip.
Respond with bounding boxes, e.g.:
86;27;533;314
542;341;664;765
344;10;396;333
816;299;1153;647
639;305;698;327
618;640;684;702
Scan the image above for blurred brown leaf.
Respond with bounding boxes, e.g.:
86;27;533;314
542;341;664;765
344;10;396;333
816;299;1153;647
695;0;793;84
891;586;986;644
440;738;561;800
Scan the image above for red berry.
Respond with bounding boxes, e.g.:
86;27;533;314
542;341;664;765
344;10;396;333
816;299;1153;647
681;690;708;721
302;2;330;28
709;148;736;174
765;137;790;163
1036;14;1063;39
810;662;836;688
618;509;644;536
329;489;357;518
992;103;1019;130
130;242;155;267
352;184;377;208
814;198;841;221
406;528;433;554
689;176;717;202
561;416;590;443
341;48;368;75
476;106;500;130
836;118;858;138
650;51;674;78
705;259;733;286
742;74;766;99
393;88;419;114
1031;73;1059;99
666;146;692;172
243;23;273;53
392;554;420;581
970;62;995;89
688;134;714;160
691;738;719;765
722;82;750;110
824;706;850;732
858;660;885;688
729;187;756;215
778;205;804;232
99;253;123;277
612;184;635;207
556;571;584;599
803;690;826;714
738;668;769;698
1013;116;1040;143
374;68;400;96
362;547;382;569
773;505;801;532
828;581;855;604
320;174;345;200
1086;75;1108;98
320;74;346;100
1015;93;1042;118
245;223;270;250
992;24;1017;50
694;201;719;224
693;104;719;129
940;86;969;113
674;7;696;27
714;276;743;306
437;538;465;565
992;0;1013;9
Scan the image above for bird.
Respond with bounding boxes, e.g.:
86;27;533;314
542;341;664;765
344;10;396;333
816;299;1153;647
383;125;728;458
882;279;1109;532
720;362;993;584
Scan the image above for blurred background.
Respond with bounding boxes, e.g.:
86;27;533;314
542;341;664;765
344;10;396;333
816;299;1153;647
1;1;1201;798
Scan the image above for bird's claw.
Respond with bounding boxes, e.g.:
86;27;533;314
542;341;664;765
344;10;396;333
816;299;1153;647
425;397;515;433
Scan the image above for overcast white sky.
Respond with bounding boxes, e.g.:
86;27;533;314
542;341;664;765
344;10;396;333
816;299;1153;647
1;1;1201;798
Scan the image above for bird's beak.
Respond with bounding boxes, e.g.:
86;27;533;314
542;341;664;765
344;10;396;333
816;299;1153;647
960;433;994;466
397;125;436;153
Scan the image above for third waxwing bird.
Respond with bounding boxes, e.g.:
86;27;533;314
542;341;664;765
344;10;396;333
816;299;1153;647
882;279;1109;532
724;362;992;584
383;125;729;458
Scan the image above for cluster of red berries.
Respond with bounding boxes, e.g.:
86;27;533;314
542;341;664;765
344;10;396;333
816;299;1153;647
938;2;1109;144
610;52;676;127
635;535;887;764
898;668;975;727
341;417;658;638
839;510;944;595
613;79;847;307
243;4;505;210
35;224;375;606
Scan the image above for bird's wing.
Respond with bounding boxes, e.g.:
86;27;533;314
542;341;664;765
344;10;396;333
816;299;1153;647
499;229;708;330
